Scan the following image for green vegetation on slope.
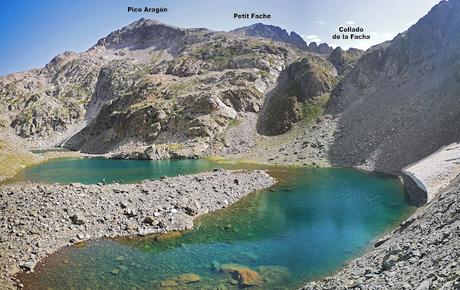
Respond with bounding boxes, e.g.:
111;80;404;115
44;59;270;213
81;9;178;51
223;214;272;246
299;93;331;124
0;140;39;182
258;55;337;136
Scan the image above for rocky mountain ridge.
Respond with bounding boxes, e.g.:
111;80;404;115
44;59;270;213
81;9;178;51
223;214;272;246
327;0;460;174
231;23;334;54
0;19;344;159
2;1;460;289
1;1;458;176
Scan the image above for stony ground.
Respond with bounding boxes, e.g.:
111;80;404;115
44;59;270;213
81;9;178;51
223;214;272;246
0;170;275;289
210;112;259;156
226;114;337;168
301;179;460;290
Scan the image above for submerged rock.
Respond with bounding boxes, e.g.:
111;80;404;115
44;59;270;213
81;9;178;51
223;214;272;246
160;272;200;287
220;263;263;287
238;268;263;287
258;265;292;284
110;268;120;275
160;279;178;288
176;273;200;283
156;231;182;241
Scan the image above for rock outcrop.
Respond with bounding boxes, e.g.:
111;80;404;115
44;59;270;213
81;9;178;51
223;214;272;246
327;47;364;73
307;42;334;55
401;142;460;206
257;55;337;135
1;19;309;156
231;23;308;50
231;23;334;54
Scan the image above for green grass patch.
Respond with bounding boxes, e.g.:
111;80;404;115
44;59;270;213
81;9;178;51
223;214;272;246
0;140;40;182
227;118;241;128
258;69;270;78
299;93;331;124
129;101;155;111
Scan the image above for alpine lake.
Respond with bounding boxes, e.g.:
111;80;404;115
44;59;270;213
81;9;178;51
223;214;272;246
12;158;413;289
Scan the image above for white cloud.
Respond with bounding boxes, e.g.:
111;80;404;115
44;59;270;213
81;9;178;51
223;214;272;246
302;34;322;43
345;20;356;25
316;20;326;25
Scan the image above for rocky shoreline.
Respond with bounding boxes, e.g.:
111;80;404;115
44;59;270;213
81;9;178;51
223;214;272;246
1;3;460;288
301;144;460;290
0;169;275;289
301;179;460;290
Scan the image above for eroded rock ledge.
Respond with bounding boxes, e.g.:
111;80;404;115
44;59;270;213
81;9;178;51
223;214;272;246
0;169;275;289
301;144;460;290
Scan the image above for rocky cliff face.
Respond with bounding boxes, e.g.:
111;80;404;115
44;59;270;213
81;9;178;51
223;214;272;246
257;55;337;135
5;0;459;175
0;51;99;139
1;19;309;155
68;30;296;154
327;0;460;173
327;47;363;73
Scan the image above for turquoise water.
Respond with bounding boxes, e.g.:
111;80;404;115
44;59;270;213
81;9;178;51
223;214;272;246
16;159;412;289
12;158;225;184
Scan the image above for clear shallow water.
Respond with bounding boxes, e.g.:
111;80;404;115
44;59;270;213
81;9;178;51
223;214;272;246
12;158;227;184
15;159;412;290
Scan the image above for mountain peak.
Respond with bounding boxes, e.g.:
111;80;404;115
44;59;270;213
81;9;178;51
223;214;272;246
93;18;187;50
231;23;335;54
231;23;308;50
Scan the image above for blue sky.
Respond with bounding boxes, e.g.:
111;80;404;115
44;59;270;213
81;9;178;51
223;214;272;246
0;0;440;76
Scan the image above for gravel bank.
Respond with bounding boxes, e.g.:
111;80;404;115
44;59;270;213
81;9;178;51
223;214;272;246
0;170;275;289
